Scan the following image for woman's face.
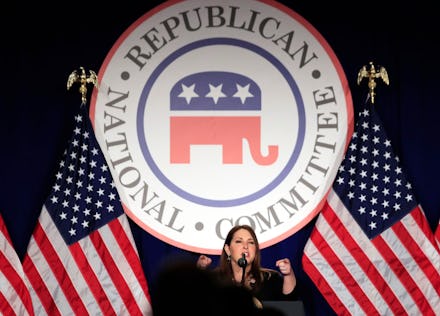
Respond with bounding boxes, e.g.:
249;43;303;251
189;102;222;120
225;228;256;265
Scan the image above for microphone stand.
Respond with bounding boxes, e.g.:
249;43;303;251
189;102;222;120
241;265;246;286
238;253;247;286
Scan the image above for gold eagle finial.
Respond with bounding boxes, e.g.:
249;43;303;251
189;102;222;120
67;67;98;105
357;61;389;104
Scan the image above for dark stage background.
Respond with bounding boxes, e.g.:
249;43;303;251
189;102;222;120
1;1;439;315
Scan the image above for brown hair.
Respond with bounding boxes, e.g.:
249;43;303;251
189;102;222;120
215;224;265;292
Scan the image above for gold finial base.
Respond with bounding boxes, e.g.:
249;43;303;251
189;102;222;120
67;67;98;105
357;61;389;104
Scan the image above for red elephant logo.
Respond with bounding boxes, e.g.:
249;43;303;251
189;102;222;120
170;116;278;165
169;71;278;165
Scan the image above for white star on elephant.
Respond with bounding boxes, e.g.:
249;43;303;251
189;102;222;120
178;83;199;104
233;83;253;104
206;84;226;104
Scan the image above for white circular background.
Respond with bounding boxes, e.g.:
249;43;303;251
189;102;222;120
91;0;353;254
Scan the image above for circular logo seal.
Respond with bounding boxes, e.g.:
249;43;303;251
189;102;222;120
90;0;353;254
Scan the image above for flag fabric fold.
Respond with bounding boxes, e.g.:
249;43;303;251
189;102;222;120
22;105;152;315
302;103;440;315
1;213;34;316
436;219;440;249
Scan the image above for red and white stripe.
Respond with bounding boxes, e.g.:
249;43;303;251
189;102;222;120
23;206;152;316
0;213;34;316
435;219;440;250
303;190;440;316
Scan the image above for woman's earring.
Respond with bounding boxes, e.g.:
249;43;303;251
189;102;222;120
227;254;231;262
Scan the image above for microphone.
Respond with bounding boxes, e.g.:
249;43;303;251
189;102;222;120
238;253;247;268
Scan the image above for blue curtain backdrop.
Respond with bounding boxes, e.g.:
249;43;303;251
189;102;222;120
1;1;438;315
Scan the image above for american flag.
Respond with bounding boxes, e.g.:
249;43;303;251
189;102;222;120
22;105;152;315
302;103;440;315
0;213;34;315
436;220;440;249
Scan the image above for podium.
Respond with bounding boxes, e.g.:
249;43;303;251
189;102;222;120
262;301;306;316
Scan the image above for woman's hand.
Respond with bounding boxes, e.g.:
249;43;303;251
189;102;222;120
276;258;296;295
276;258;293;276
196;254;212;269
